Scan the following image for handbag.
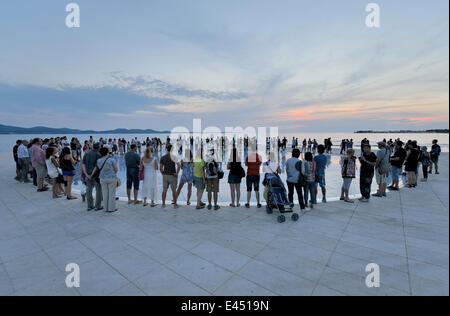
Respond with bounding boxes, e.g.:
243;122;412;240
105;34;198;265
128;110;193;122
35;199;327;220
92;157;109;182
138;160;145;181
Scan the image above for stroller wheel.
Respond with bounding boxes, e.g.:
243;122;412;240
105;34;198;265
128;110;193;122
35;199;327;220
292;213;299;221
277;215;286;223
266;206;273;214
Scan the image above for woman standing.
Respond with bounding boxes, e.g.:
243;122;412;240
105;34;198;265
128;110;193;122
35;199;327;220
340;149;356;203
302;152;316;209
46;146;64;198
141;147;159;207
60;147;77;200
193;148;206;209
405;143;419;188
227;148;244;207
91;147;119;213
176;150;194;206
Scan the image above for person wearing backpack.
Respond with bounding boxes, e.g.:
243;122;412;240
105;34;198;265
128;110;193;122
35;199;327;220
205;157;221;211
302;152;316;210
285;148;305;211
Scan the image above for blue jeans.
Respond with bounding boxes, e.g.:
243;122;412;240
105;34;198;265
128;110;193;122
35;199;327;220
304;182;316;206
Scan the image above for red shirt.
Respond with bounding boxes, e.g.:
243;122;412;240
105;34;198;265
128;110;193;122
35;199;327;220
246;153;262;176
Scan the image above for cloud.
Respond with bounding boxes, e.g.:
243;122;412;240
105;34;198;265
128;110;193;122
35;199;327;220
109;72;248;101
0;83;179;117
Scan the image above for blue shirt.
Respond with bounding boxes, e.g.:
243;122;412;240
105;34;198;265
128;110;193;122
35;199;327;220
314;154;328;174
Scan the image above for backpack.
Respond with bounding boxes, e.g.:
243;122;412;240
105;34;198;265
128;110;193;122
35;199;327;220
295;160;307;186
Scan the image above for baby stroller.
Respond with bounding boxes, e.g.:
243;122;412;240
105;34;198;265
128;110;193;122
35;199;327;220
266;176;300;223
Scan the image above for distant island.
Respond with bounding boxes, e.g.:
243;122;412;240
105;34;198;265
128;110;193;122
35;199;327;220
0;124;170;135
355;129;448;134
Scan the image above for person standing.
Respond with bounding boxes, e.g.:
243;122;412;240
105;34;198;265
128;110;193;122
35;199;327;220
429;139;441;174
13;140;22;181
141;147;159;207
160;145;181;208
372;142;390;197
245;143;262;208
125;144;142;205
91;147;118;213
193;148;206;209
285;148;305;211
314;145;328;203
60;147;77;200
17;140;30;183
46;146;64;199
388;141;407;191
420;146;431;182
30;138;48;192
227;148;244;207
404;142;420;188
340;149;356;203
302;152;316;210
358;145;377;202
82;142;103;211
176;150;194;206
205;156;221;211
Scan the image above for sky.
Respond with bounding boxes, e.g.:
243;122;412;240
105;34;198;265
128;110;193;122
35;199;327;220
0;0;448;132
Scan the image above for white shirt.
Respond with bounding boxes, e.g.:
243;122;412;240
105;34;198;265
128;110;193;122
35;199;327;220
17;144;29;159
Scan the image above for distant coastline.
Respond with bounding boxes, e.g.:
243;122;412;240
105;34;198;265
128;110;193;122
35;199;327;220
355;129;449;134
0;124;170;135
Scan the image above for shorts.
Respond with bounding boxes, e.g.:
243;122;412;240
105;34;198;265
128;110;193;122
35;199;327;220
228;175;242;184
375;170;387;185
163;175;178;191
62;170;75;177
342;177;353;190
127;168;140;190
206;178;220;193
315;172;326;188
193;176;205;190
431;155;439;164
246;175;260;192
391;166;402;181
35;165;47;179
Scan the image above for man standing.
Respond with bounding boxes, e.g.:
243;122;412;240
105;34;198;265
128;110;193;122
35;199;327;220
82;142;103;211
13;140;22;181
388;141;406;191
372;141;391;198
160;145;181;208
358;144;377;202
17;140;30;183
314;145;328;203
430;139;441;174
245;142;262;208
30;138;48;192
285;148;305;210
125;144;142;204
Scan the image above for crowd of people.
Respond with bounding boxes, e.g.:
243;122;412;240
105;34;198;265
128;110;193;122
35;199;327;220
12;135;442;214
